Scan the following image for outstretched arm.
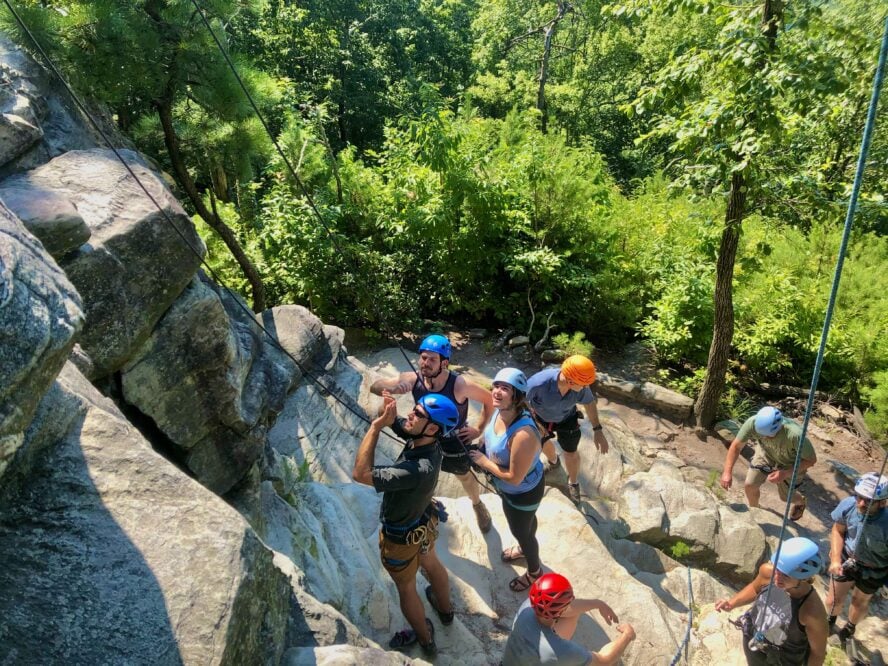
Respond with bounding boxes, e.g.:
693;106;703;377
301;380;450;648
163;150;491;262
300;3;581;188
590;623;636;665
715;563;772;612
583;402;609;454
369;371;414;396
352;397;397;485
720;437;745;490
455;376;493;442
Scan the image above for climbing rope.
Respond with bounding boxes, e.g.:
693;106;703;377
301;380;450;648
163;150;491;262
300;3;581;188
0;0;408;448
750;15;888;651
669;566;694;666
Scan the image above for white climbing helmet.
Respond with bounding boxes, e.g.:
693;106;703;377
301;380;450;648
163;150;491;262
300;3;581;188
854;472;888;501
771;537;823;579
754;406;784;437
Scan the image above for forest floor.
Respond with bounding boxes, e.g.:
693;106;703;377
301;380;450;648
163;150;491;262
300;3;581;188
345;327;888;661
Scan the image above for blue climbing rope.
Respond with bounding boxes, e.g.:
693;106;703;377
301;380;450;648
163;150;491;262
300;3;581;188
669;566;694;665
751;15;888;649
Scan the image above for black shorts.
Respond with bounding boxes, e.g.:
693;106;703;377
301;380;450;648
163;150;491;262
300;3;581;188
439;434;471;476
833;564;888;595
536;410;582;453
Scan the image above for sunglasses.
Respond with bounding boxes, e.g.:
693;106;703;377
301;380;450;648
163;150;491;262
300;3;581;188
411;406;429;421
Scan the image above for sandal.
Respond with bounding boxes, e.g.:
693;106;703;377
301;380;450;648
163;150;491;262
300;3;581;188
501;545;526;563
790;502;806;522
509;569;542;592
425;585;454;625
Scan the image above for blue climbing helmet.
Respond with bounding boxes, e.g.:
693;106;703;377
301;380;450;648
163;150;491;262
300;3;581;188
493;367;528;394
771;537;822;579
417;394;459;436
854;472;888;501
754;406;784;437
419;334;451;360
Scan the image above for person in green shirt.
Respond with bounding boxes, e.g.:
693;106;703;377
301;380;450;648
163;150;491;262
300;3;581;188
720;406;817;521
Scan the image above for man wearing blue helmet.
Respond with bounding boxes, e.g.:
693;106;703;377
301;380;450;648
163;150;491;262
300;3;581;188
353;391;460;657
720;405;817;521
825;472;888;642
370;334;495;533
716;536;828;665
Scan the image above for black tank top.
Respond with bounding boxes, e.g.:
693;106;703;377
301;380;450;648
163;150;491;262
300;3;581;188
746;585;814;664
411;371;469;427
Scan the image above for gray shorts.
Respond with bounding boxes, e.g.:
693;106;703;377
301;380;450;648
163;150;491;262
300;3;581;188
744;447;807;501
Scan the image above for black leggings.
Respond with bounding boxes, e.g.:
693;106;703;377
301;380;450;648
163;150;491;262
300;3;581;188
500;477;545;573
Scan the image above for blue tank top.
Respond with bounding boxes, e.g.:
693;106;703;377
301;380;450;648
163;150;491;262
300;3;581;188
412;371;469;427
483;410;543;494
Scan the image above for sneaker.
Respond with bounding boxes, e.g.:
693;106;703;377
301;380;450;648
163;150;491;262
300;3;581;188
473;500;492;534
419;618;437;656
837;624;855;643
568;483;581;504
543;455;561;474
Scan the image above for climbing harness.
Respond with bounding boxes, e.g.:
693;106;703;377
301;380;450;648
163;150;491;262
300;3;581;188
748;16;888;654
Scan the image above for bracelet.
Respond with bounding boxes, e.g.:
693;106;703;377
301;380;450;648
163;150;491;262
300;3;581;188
592;425;603;432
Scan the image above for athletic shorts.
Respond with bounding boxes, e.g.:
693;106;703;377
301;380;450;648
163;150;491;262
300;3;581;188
832;562;888;595
378;514;439;586
439;433;471;476
535;410;582;453
745;447;807;501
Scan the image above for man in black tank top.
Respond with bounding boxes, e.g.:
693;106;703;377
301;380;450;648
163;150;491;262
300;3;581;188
370;334;495;533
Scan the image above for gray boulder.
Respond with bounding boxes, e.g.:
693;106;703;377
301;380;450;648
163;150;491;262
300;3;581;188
14;148;203;378
0;36;117;174
0;362;291;664
121;275;302;494
0;181;90;257
0;201;82;478
617;460;767;580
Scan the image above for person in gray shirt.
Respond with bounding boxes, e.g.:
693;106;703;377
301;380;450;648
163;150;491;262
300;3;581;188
502;572;635;665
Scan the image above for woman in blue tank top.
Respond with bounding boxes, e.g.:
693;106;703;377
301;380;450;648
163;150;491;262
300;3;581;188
468;368;545;593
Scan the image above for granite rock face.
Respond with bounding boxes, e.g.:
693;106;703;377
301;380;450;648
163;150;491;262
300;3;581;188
121;276;305;494
0;363;291;664
0;201;82;479
14;148;204;379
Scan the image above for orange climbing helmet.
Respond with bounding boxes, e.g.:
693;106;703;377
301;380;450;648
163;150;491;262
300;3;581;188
529;573;575;620
561;355;596;386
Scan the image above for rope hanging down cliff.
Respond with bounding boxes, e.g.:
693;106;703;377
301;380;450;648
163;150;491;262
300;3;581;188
747;16;888;654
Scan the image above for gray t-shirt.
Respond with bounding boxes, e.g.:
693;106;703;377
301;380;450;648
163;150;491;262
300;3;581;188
527;367;596;424
831;496;888;570
736;416;815;469
501;599;592;665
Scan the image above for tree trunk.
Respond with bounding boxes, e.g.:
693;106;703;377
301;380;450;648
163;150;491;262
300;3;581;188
537;2;570;135
694;170;746;428
155;101;266;312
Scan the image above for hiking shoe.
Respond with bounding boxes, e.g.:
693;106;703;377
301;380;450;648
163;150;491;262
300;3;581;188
837;624;855;643
543;455;561;474
419;618;437;656
425;585;454;626
473;500;492;534
568;483;581;505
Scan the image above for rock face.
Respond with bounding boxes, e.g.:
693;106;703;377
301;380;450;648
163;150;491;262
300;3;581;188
0;363;291;664
0;202;82;478
121;276;304;494
6;149;204;379
0;35;114;173
617;460;768;580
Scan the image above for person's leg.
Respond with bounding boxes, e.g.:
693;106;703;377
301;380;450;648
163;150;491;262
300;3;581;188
394;578;433;643
419;546;452;615
744;466;766;508
457;471;481;504
825;577;855;619
847;587;875;625
562;451;581;485
502;499;542;573
542;439;559;466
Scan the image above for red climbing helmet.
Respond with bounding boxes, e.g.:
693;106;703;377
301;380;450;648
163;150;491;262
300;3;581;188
529;573;574;620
